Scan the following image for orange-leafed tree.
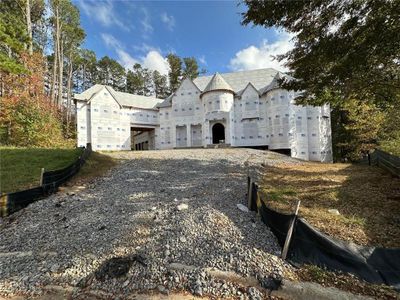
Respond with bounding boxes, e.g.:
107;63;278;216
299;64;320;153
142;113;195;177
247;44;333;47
0;53;67;147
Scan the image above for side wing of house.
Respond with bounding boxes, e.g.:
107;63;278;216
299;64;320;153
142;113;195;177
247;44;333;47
89;88;130;151
76;100;90;147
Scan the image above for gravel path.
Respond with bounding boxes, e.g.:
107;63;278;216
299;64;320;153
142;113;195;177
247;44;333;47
0;149;297;299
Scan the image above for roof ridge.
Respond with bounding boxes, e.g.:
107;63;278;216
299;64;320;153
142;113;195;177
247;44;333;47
196;67;281;80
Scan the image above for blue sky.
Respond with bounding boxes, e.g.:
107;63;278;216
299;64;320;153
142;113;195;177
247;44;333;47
75;0;293;76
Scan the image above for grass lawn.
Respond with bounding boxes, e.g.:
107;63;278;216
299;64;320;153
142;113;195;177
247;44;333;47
66;151;117;186
0;148;118;194
0;147;83;193
260;161;400;248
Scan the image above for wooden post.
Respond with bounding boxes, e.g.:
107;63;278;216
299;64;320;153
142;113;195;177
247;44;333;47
281;200;301;260
39;168;45;186
247;178;253;210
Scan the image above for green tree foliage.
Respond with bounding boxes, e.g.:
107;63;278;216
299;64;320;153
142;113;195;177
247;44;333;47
0;1;28;74
97;56;126;91
74;48;97;92
182;57;200;80
152;70;168;98
242;0;400;107
167;53;182;93
125;63;154;96
331;100;385;161
378;97;400;155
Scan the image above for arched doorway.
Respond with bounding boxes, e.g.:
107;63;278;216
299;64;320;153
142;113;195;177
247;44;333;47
212;123;225;144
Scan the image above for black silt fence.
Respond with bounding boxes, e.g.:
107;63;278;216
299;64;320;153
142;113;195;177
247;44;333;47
369;149;400;177
0;144;92;216
248;177;400;290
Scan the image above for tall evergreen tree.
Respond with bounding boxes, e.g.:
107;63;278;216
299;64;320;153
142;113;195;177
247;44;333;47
0;1;28;75
74;48;97;92
182;57;200;80
126;63;153;96
167;53;182;93
152;70;168;98
97;56;125;91
126;63;145;95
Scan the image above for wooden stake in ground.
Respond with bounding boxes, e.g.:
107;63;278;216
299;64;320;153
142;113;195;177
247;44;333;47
247;178;253;210
281;200;301;260
39;168;45;186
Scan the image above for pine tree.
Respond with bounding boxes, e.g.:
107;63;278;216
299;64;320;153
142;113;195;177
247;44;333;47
182;57;200;80
152;70;168;98
97;56;126;91
167;53;182;93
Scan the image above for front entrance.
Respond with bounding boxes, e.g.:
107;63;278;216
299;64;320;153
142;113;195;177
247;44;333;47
212;123;225;144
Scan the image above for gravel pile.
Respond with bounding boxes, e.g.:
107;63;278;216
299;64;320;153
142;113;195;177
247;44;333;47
0;149;296;299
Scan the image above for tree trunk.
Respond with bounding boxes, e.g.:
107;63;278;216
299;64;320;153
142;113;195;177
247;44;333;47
57;29;63;107
26;0;33;55
66;56;73;138
50;6;59;103
82;64;86;91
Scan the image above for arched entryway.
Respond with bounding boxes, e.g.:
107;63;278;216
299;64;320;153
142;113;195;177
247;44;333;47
212;123;225;144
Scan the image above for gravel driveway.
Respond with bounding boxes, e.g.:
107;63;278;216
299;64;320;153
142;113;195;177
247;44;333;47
0;149;296;299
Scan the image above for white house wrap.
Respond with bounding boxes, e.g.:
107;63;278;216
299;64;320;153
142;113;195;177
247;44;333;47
74;68;333;162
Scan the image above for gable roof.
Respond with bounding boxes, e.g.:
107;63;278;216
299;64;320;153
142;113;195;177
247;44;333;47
236;82;261;97
194;68;279;93
156;94;173;108
201;72;234;95
74;84;163;110
259;71;293;95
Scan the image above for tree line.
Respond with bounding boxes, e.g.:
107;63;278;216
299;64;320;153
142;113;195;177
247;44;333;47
0;0;204;147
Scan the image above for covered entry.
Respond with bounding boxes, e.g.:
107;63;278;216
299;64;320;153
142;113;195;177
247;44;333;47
131;126;156;150
212;123;225;144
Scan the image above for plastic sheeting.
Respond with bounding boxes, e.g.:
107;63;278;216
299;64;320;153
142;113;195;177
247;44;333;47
247;177;400;290
258;201;400;290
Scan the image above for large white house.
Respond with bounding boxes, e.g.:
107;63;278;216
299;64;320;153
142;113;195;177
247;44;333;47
74;68;332;162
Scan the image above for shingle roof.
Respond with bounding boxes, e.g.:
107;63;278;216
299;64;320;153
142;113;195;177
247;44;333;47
74;84;163;109
194;68;279;93
201;72;234;95
259;71;293;95
156;94;173;108
236;82;261;97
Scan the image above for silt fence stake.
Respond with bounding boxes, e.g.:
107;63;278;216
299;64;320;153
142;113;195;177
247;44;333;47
39;168;45;186
247;178;253;210
281;200;301;260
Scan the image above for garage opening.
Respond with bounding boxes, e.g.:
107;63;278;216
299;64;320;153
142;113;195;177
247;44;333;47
212;123;225;144
131;127;155;150
271;148;292;156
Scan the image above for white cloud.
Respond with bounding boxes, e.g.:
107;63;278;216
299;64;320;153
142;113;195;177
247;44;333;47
229;32;294;72
161;12;175;31
141;7;153;37
101;33;123;49
199;55;207;65
132;43;161;54
141;51;169;75
116;49;139;69
78;0;128;31
101;33;168;75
